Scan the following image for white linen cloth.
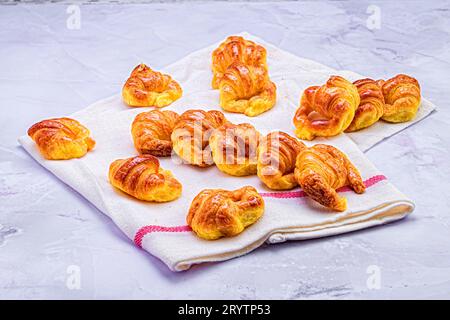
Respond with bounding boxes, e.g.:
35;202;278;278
19;32;429;271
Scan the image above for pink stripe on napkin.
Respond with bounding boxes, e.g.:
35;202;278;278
134;175;387;247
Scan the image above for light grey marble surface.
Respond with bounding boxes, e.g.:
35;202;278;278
1;1;450;299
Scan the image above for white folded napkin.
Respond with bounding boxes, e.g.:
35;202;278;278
19;32;425;271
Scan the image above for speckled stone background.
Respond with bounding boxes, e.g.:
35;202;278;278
1;1;449;299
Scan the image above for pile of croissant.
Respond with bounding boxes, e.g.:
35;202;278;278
293;74;421;140
131;109;366;213
211;36;277;117
27;35;422;241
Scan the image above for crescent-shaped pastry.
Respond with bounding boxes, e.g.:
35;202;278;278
131;110;179;157
379;74;421;123
187;186;264;240
345;78;385;132
293;76;360;140
219;62;277;117
211;35;267;89
109;155;182;202
257;131;306;190
294;144;365;211
122;63;182;108
27;117;95;160
209;123;261;176
171;109;229;167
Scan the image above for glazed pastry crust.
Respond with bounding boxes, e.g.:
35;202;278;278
109;155;182;202
211;36;267;89
187;186;264;240
219;62;276;117
257;131;306;190
294;144;365;211
131;110;179;157
345;78;385;132
293;76;360;140
28;117;95;160
171;109;229;167
379;74;421;123
209;123;261;176
122;63;182;108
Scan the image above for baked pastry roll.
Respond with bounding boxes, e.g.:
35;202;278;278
187;186;264;240
122;63;182;108
171;109;229;167
27;117;95;160
345;78;385;132
131;110;179;157
209;123;261;176
379;74;421;123
211;35;267;89
219;62;277;117
109;155;181;202
294;144;365;211
293;76;360;140
257;131;306;190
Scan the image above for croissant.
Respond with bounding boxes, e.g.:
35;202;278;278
293;76;360;140
219;62;277;117
209;123;260;176
345;78;385;132
294;144;365;211
109;155;182;202
211;35;267;89
187;186;264;240
171;109;229;167
379;74;421;123
257;131;306;190
122;63;182;108
131;110;179;157
27;117;95;160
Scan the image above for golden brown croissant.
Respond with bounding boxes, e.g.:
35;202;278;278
187;186;264;240
27;117;95;160
219;62;277;117
131;110;179;157
122;63;182;108
211;36;267;89
379;74;421;123
171;109;229;167
293;76;360;140
294;144;365;211
257;131;306;190
109;155;182;202
345;78;385;132
209;123;261;176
